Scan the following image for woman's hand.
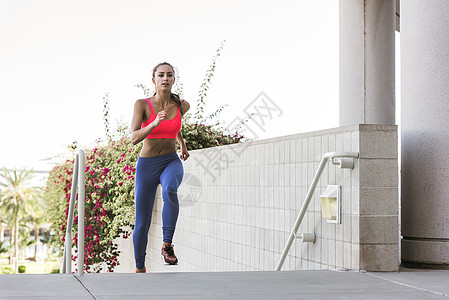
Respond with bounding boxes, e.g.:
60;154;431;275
179;147;190;161
153;110;168;127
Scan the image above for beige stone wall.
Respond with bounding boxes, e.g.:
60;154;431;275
114;124;398;272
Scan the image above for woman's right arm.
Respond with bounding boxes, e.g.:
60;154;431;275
130;100;166;145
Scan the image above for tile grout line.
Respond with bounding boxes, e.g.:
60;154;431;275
365;273;448;297
72;275;98;300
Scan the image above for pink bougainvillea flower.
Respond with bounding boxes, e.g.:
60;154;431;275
102;167;110;176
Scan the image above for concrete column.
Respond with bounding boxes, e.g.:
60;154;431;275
339;0;395;126
401;0;449;268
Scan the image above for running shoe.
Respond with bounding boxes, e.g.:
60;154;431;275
161;244;178;265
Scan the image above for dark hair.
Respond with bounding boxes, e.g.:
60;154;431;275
152;62;182;109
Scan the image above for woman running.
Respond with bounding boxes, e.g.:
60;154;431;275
130;62;190;273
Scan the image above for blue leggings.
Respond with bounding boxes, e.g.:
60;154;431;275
133;152;184;269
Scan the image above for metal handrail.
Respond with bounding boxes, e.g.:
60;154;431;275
62;149;85;276
275;151;359;271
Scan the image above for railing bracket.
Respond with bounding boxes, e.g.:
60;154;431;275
294;233;316;243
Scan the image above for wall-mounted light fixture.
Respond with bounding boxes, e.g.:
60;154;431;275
320;185;341;224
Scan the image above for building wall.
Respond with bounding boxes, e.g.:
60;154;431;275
114;124;398;272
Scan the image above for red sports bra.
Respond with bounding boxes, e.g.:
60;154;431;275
141;98;181;139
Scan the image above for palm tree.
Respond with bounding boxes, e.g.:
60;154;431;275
18;223;33;260
22;195;45;261
0;219;5;243
0;215;13;262
0;212;9;244
0;240;9;255
0;167;39;272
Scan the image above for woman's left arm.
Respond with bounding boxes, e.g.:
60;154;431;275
178;99;191;161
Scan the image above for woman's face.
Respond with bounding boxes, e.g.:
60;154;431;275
153;64;175;92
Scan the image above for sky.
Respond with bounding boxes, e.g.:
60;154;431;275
0;0;339;176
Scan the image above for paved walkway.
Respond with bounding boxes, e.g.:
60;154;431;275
1;268;448;299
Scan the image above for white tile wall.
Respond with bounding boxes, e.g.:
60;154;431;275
113;124;399;273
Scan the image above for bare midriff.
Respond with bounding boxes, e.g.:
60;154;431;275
140;138;177;157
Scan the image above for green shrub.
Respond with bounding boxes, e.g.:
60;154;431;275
1;266;13;274
18;265;26;273
181;122;244;150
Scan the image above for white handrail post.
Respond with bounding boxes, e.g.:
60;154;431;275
275;156;329;271
77;149;85;276
62;153;79;274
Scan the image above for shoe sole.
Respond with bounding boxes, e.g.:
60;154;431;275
161;255;178;265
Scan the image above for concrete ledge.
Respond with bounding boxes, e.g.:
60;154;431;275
402;238;449;265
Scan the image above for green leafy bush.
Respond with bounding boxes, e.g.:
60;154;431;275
1;266;13;274
18;265;26;273
182;123;244;150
